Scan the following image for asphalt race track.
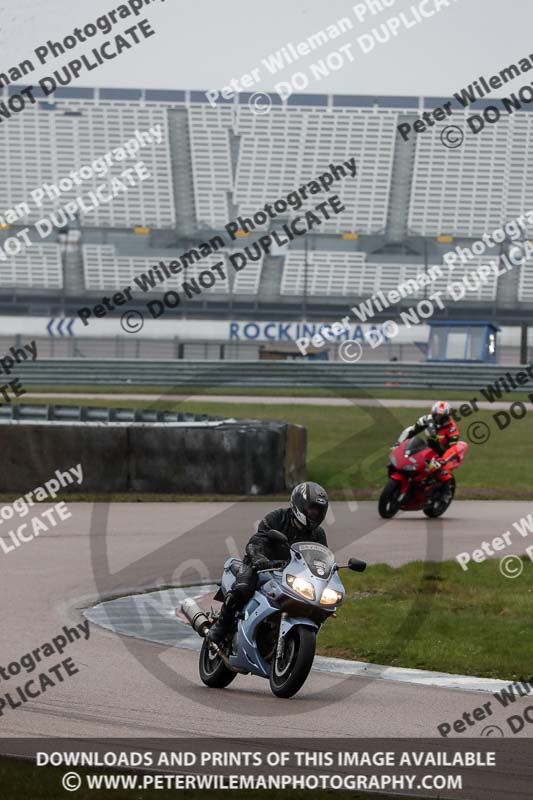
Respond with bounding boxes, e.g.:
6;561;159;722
2;500;533;746
27;392;523;410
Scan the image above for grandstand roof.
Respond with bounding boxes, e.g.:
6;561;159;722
6;86;533;112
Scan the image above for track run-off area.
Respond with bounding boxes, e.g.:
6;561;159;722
1;500;533;745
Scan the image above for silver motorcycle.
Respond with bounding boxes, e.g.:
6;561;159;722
182;541;366;698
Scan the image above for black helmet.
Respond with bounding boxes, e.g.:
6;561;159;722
290;481;328;530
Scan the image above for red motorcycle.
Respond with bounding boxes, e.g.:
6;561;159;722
378;427;468;519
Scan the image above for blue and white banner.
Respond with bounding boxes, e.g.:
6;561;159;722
0;317;522;346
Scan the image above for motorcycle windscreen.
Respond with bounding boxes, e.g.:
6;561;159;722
404;435;427;455
291;542;335;579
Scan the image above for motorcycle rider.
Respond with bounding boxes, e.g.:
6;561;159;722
405;400;460;496
207;481;329;645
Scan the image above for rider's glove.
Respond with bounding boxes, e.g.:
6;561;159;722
252;556;273;571
428;457;444;472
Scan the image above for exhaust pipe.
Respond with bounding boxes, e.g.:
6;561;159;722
181;598;249;675
181;598;210;638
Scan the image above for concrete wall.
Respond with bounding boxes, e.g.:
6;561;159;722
0;418;306;495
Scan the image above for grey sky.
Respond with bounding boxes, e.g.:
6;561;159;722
0;0;531;97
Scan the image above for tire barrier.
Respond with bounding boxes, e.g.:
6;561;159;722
0;406;306;495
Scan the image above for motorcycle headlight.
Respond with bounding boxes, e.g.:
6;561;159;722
402;464;418;472
390;455;398;467
320;587;343;605
286;575;315;600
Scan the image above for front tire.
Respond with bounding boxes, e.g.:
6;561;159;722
199;638;237;688
423;477;455;518
378;478;403;519
269;625;316;698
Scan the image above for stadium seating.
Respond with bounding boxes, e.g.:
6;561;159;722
232;253;264;294
408;109;511;238
188;105;234;227
280;251;497;302
0;244;62;288
505;113;533;233
233;106;395;235
430;257;498;302
0;101;175;228
517;254;533;301
0;87;531;307
82;244;255;294
282;251;366;296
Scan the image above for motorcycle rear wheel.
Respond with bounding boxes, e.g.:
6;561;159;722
199;638;237;688
378;478;403;518
269;625;316;698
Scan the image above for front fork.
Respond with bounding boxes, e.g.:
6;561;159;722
275;612;288;663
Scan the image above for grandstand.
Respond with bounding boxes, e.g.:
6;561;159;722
82;245;234;294
0;243;62;289
0;85;532;330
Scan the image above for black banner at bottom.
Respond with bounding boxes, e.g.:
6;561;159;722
0;737;532;799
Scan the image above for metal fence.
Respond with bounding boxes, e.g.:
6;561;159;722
10;359;533;392
5;335;532;365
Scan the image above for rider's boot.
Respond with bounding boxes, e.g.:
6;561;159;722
206;593;238;645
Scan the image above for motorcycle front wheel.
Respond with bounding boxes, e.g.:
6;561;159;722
378;478;403;518
269;625;316;698
199;638;237;688
423;476;456;518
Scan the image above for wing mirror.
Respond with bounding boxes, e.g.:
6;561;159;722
348;558;366;572
337;558;367;572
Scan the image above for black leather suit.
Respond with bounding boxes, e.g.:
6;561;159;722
231;507;328;608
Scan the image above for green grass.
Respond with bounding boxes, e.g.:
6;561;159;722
0;758;416;800
24;383;533;402
15;395;533;498
317;558;533;679
0;492;290;503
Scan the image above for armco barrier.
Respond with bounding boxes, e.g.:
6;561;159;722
10;359;533;392
0;407;306;494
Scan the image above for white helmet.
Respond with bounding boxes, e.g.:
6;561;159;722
431;400;451;427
